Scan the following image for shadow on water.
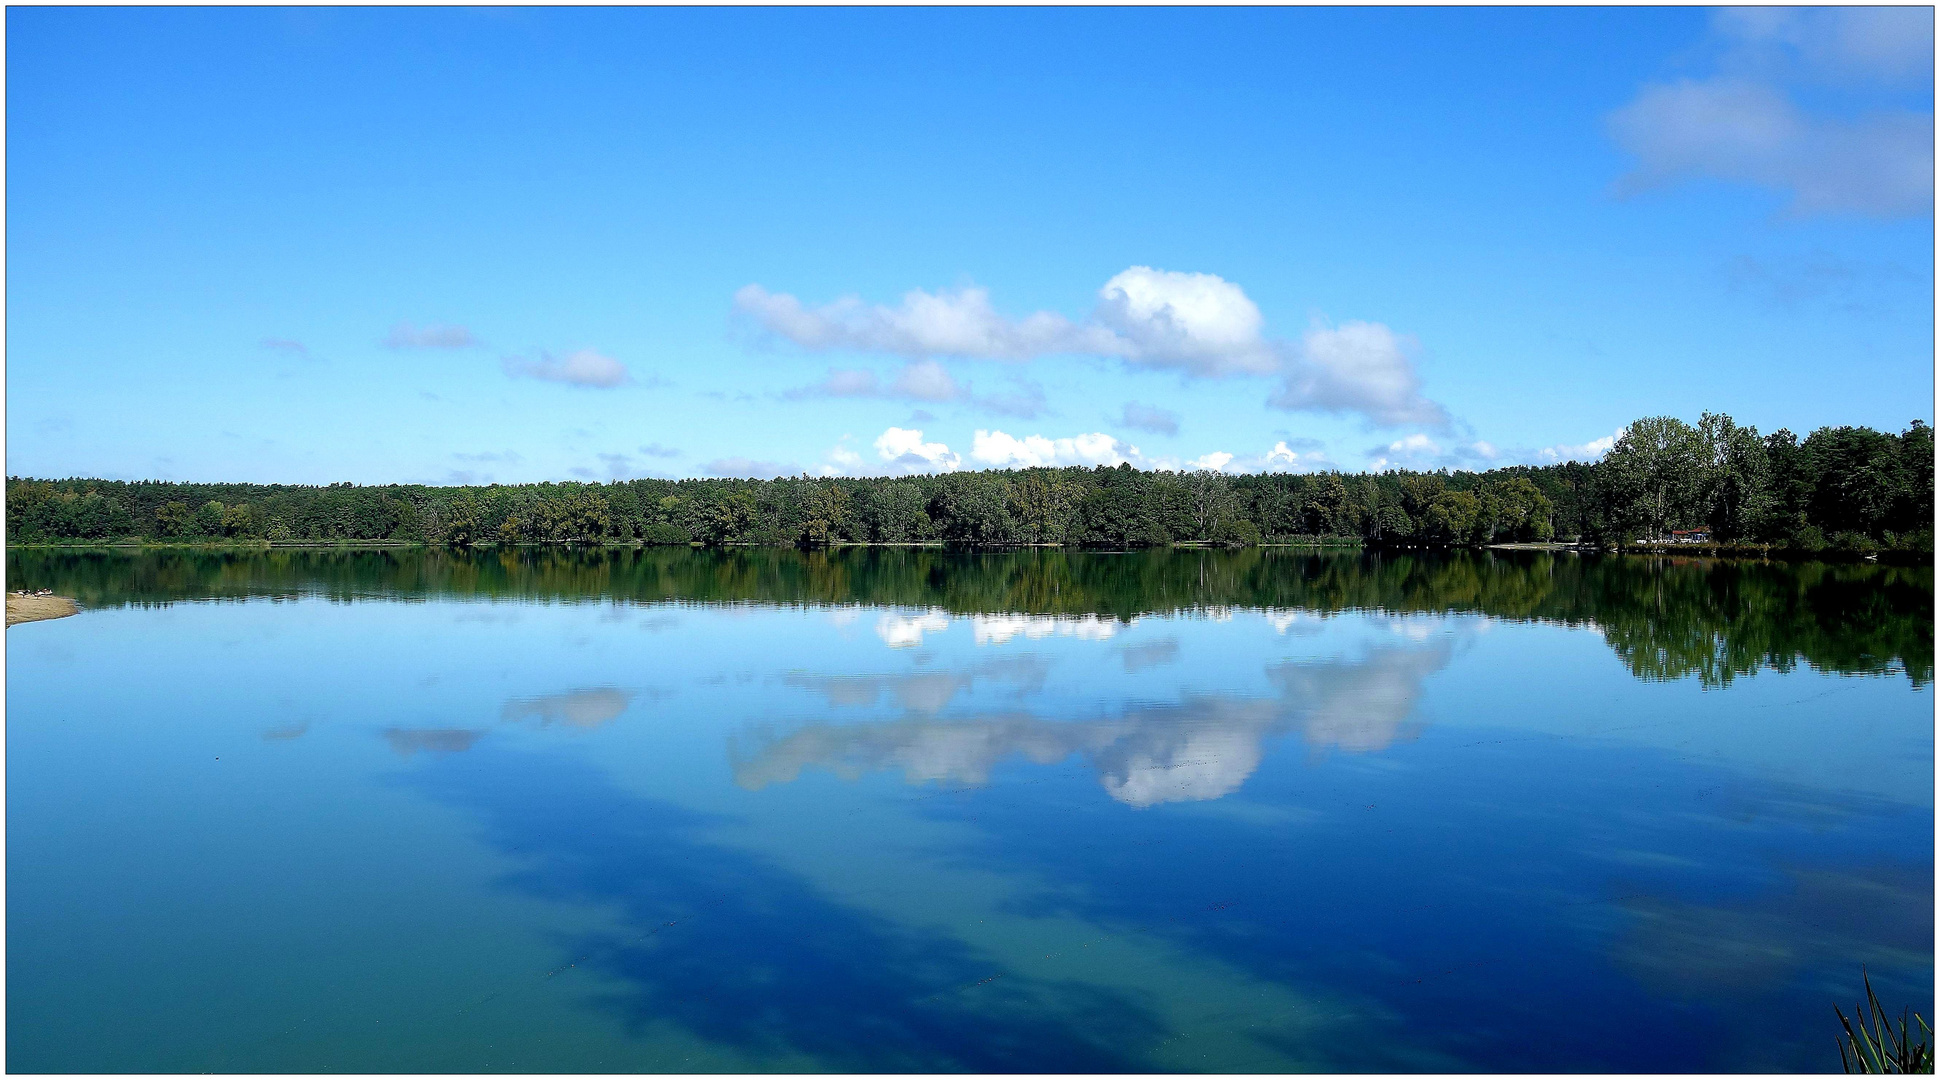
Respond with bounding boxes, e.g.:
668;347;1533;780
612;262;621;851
13;546;1931;687
889;732;1933;1072
402;747;1167;1072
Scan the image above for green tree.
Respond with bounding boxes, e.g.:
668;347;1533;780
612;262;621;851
1601;416;1704;542
1695;411;1772;542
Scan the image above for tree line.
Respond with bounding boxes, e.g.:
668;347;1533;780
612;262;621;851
7;413;1931;555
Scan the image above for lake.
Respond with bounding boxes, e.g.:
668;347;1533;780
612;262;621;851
6;546;1932;1072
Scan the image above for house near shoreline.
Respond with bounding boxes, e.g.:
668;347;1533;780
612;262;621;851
1669;528;1711;544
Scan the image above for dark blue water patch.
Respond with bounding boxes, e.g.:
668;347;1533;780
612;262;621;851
915;727;1934;1072
402;745;1169;1072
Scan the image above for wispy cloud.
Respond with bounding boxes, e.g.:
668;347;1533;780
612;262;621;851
1116;402;1181;436
1609;8;1933;217
703;456;798;479
502;348;632;389
384;321;479;349
782;359;1048;419
259;337;315;360
738;266;1451;429
1364;432;1502;471
590;452;677;480
639;443;682;459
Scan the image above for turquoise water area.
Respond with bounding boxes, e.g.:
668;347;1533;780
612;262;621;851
6;548;1931;1071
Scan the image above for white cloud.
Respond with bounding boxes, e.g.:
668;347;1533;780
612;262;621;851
502;349;632;389
1273;320;1451;429
1609;10;1933;218
739;268;1451;429
1537;429;1621;464
1188;451;1235;472
385;322;478;349
970;429;1138;469
735;283;1109;360
1262;440;1327;473
1093;266;1278;376
874;427;960;473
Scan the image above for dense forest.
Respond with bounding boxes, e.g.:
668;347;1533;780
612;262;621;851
8;413;1932;555
10;545;1930;689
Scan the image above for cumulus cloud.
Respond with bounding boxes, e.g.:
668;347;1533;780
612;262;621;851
502;349;632;389
1188;451;1235;472
1092;266;1278;376
739;267;1450;428
1609;9;1933;217
738;268;1269;376
1262;440;1327;473
1272;320;1451;430
385;321;478;349
970;430;1138;469
873;427;961;473
1116;402;1181;436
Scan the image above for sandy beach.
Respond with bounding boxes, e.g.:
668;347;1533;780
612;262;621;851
7;593;79;626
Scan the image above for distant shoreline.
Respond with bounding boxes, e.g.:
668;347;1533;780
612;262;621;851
7;593;79;626
5;538;1921;566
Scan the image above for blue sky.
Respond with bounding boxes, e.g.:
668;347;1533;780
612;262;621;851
7;6;1933;484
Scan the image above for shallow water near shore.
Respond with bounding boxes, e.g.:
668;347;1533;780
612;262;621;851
6;547;1932;1072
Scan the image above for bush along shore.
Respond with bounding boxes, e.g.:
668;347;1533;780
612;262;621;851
9;413;1930;558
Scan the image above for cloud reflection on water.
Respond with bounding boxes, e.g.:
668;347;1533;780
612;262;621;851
501;687;637;729
383;728;484;756
734;643;1452;807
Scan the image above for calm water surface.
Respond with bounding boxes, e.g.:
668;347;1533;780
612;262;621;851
7;548;1932;1072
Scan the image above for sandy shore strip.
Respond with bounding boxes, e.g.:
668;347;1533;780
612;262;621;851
7;593;80;626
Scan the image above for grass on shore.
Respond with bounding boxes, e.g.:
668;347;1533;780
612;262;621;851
1837;972;1934;1074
